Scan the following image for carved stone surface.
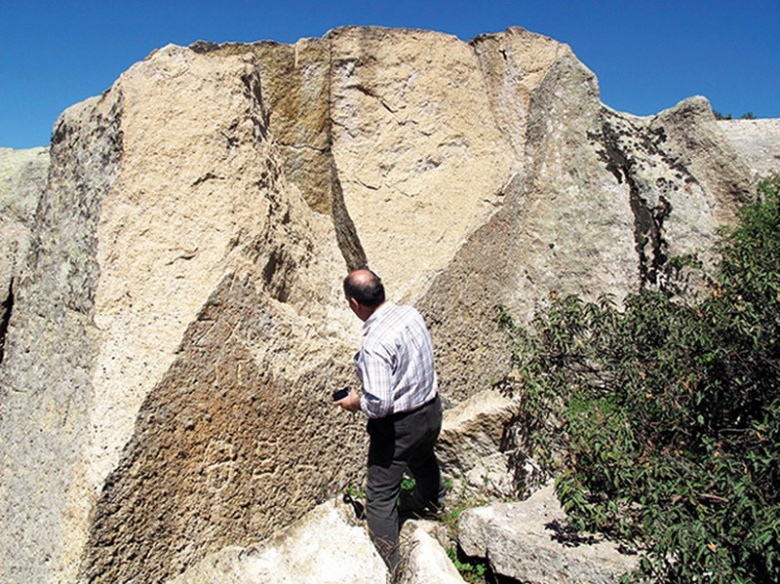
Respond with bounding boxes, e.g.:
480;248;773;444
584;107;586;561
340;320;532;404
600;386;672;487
0;26;774;584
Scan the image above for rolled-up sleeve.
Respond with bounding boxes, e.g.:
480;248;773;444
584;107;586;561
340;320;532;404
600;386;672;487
355;345;395;418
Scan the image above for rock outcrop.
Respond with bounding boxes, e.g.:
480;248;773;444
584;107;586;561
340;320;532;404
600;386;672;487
167;500;387;584
0;25;773;584
0;147;49;362
719;118;780;180
399;521;466;584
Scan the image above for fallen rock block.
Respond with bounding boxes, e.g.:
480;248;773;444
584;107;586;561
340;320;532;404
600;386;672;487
438;389;520;469
399;520;465;584
168;500;387;584
458;482;639;583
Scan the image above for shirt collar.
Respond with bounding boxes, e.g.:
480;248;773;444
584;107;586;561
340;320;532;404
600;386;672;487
362;301;393;335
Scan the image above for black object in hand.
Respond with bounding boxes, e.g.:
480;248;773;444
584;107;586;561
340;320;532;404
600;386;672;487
332;387;350;401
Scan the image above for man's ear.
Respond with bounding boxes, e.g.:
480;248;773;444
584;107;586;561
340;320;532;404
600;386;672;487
348;297;360;312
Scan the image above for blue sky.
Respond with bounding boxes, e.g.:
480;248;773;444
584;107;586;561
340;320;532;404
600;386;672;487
2;0;778;149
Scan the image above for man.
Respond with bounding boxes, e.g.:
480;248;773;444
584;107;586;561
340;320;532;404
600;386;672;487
334;268;445;572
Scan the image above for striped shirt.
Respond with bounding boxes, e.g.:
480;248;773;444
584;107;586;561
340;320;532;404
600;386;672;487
354;302;438;419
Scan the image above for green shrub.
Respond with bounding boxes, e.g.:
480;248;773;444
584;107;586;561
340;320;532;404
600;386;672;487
502;176;780;582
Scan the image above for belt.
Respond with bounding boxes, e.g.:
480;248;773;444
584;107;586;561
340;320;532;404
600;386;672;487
387;394;438;421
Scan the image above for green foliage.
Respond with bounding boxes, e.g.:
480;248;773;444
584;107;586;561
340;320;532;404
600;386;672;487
439;497;488;541
345;484;365;500
438;496;490;581
713;110;757;120
502;177;780;582
446;546;488;583
400;477;416;493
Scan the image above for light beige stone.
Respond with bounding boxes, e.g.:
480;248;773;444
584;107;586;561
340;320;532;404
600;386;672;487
459;482;640;583
399;520;465;584
329;27;518;302
719;118;780;179
0;25;774;584
167;500;386;584
437;389;520;477
0;146;48;348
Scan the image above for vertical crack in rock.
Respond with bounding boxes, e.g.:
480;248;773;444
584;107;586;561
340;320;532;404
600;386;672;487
326;38;368;272
248;36;366;272
241;62;299;304
328;151;367;271
0;277;13;365
592;111;684;290
241;70;270;142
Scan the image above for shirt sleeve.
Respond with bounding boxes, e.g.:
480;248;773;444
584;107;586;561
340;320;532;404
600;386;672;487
356;344;395;418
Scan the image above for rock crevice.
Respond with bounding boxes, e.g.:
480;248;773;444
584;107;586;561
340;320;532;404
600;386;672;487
0;26;773;584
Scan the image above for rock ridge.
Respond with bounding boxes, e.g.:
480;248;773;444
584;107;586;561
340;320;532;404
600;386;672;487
0;25;775;584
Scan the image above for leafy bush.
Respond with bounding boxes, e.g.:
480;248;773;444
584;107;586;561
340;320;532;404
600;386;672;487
502;176;780;582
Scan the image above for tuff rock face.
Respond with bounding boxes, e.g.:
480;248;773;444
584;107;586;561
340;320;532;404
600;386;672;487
0;147;49;362
0;26;768;584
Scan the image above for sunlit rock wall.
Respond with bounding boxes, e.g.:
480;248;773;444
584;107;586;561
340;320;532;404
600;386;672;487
0;26;760;583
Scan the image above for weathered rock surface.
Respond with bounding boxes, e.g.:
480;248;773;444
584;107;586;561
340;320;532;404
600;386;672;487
438;389;519;471
0;44;364;584
399;520;465;584
436;388;538;500
0;147;49;361
165;501;466;584
459;482;639;583
719;118;780;179
0;25;776;584
166;500;387;584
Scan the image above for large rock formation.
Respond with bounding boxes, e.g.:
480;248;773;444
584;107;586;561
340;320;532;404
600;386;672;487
0;147;49;362
719;118;780;180
0;26;770;583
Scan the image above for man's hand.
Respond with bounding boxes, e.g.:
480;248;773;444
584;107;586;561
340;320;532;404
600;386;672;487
333;388;361;412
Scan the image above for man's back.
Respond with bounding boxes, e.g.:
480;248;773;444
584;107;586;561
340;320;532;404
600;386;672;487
357;302;437;418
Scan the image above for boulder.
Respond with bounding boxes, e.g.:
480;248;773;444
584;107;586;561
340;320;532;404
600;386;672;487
0;25;773;584
399;520;465;584
458;482;639;583
167;503;468;584
438;389;520;472
437;388;537;499
167;500;387;584
0;45;363;584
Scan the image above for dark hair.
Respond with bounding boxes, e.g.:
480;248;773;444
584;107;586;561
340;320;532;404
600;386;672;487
344;269;386;307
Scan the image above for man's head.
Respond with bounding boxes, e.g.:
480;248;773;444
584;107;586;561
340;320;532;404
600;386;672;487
344;269;385;321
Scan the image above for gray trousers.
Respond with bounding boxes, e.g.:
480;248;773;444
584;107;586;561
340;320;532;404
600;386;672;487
365;394;444;571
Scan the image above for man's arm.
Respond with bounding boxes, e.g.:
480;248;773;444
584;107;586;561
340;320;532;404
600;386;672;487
333;344;394;417
354;344;394;418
